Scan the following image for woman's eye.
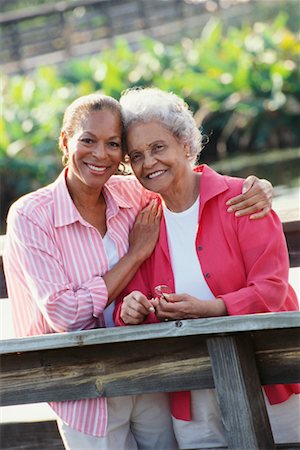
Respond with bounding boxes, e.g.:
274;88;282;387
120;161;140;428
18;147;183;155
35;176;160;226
109;141;120;148
130;153;143;163
80;138;93;144
154;144;164;152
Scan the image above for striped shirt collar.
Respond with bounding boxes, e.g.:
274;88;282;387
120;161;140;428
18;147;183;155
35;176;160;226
53;168;133;227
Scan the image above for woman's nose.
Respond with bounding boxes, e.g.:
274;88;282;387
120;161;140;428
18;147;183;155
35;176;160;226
143;151;155;168
93;142;106;158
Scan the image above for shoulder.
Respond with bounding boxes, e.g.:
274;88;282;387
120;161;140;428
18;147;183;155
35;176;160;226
108;174;141;190
106;175;148;205
7;183;55;227
222;174;244;198
199;164;244;203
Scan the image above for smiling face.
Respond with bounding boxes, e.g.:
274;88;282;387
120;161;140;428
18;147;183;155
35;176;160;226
63;109;123;195
126;121;191;196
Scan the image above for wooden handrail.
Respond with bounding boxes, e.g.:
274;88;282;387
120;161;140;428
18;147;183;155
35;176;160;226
0;0;108;25
1;311;299;449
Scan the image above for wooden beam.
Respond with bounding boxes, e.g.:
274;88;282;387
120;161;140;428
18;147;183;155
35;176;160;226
1;313;299;407
1;312;299;354
207;334;274;449
283;220;300;267
0;0;109;24
0;421;64;450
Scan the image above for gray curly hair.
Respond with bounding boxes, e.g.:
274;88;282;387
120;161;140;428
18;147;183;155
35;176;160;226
119;87;203;160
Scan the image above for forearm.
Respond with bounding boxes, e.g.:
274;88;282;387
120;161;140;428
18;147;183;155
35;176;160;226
103;250;147;303
156;294;228;320
196;298;228;318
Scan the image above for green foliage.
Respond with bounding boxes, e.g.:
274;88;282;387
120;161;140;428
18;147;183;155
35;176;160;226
1;14;299;230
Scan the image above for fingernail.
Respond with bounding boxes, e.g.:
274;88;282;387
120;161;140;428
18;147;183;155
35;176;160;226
149;306;155;312
235;211;241;217
227;207;233;213
163;293;170;299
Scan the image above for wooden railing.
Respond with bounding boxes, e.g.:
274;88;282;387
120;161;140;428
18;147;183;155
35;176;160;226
1;312;299;450
0;0;256;74
0;218;299;450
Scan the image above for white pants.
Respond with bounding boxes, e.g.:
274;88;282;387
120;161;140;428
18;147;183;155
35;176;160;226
172;389;300;449
57;393;178;450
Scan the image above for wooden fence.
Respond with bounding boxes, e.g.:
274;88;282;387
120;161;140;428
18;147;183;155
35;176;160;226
0;215;299;449
0;0;255;74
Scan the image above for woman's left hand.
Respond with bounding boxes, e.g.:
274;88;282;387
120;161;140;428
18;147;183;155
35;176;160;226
226;176;273;220
151;293;227;321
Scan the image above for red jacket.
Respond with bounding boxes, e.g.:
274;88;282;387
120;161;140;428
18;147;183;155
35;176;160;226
114;165;299;419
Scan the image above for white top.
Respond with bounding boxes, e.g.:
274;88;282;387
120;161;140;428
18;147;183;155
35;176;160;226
102;232;119;327
163;196;214;300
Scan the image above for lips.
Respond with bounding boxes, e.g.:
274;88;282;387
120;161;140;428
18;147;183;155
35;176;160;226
147;170;166;179
85;162;108;173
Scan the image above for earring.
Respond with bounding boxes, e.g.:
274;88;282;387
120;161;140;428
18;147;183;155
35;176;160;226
62;153;69;166
116;162;126;175
116;162;131;175
186;152;190;158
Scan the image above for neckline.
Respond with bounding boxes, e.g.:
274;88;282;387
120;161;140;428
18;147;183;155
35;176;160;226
163;195;199;216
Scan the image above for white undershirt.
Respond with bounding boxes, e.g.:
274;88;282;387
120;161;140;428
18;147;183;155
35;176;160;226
163;196;214;300
102;233;119;327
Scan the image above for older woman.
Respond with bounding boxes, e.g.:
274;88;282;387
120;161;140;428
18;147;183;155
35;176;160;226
115;87;300;448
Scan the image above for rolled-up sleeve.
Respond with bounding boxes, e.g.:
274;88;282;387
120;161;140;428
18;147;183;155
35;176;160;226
220;211;297;315
4;208;109;334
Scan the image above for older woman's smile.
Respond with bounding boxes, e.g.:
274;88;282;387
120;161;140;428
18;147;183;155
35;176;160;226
126;121;192;198
147;170;167;179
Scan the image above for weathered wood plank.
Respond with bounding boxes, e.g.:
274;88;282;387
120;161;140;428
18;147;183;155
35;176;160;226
0;0;109;24
0;318;299;407
0;421;64;450
283;220;300;267
1;312;299;354
1;334;213;406
254;327;300;385
207;334;275;449
1;420;299;450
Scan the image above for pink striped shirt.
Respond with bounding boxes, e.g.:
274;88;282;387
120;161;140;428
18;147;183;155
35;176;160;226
3;168;150;436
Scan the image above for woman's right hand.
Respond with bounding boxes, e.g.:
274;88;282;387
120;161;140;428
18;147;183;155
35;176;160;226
120;291;155;324
128;199;162;263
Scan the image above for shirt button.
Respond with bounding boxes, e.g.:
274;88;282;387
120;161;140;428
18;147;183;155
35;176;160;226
205;273;210;278
198;246;203;251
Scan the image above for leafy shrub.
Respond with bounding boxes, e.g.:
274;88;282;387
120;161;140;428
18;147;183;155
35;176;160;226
1;14;299;230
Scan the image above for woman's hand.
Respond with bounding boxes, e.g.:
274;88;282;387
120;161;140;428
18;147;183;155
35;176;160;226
152;293;227;321
120;291;155;325
103;200;161;302
226;176;273;219
128;199;162;263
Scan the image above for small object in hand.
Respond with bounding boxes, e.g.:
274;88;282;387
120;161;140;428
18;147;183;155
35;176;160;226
154;285;172;298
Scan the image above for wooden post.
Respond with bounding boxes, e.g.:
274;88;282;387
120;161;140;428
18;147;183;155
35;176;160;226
207;333;275;450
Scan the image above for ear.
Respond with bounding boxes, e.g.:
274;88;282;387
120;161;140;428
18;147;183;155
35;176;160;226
61;131;69;155
183;143;191;158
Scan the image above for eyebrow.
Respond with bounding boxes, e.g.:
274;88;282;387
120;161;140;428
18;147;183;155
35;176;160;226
128;139;166;152
80;131;121;140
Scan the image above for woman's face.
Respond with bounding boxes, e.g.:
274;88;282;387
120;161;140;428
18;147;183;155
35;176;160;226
63;109;122;193
126;121;190;195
